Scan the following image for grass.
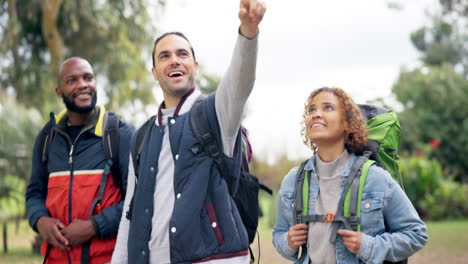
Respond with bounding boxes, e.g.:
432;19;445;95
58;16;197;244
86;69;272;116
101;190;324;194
422;219;468;253
0;210;466;263
0;220;41;264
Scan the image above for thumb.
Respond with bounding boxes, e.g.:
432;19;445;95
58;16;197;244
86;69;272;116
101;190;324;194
56;221;66;229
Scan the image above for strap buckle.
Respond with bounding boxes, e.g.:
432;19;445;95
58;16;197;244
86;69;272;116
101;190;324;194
323;211;335;222
349;216;360;230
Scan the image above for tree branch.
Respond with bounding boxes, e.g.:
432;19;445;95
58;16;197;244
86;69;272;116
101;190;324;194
42;0;63;77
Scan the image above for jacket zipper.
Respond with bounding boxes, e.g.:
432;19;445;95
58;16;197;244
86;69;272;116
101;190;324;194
55;120;95;264
67;130;88;224
68;144;74;225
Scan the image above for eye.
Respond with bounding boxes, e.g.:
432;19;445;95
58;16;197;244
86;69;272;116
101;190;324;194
159;53;169;60
84;74;94;82
67;78;76;84
324;105;334;111
179;50;189;57
308;106;316;114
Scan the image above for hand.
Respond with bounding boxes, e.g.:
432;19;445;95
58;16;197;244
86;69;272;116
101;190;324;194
36;216;69;251
239;0;267;39
287;223;309;250
337;229;363;254
61;219;96;247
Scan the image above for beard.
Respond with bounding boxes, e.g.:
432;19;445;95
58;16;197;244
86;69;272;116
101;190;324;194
62;92;97;113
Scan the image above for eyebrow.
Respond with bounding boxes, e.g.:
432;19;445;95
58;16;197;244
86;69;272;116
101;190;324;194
158;48;190;57
310;101;335;107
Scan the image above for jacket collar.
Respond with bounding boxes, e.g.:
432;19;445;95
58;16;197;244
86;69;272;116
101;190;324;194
55;105;106;137
156;88;201;126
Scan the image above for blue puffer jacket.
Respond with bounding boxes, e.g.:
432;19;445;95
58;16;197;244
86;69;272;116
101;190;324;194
127;94;249;263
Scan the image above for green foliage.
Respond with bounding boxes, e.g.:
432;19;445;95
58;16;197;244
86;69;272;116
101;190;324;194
0;175;26;217
0;0;165;114
399;155;468;220
0;93;43;217
420;181;468;220
392;65;468;181
391;1;468;182
197;71;221;95
399;156;444;207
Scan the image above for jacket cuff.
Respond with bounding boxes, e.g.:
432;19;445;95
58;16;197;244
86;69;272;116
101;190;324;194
279;232;299;260
238;27;259;40
29;211;49;232
358;233;374;262
90;215;104;238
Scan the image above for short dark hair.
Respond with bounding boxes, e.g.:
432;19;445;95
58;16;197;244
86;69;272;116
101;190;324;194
152;32;196;67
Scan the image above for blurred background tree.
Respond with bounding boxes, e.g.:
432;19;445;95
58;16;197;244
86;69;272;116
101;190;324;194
392;0;468;182
0;0;165;116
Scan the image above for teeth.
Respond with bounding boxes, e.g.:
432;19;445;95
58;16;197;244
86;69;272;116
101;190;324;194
169;71;183;77
312;124;324;127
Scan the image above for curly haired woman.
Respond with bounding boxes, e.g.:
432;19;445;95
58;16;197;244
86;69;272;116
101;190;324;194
272;87;427;264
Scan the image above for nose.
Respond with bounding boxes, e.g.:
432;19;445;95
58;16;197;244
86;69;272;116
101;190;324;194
312;109;322;119
76;77;88;89
169;54;180;66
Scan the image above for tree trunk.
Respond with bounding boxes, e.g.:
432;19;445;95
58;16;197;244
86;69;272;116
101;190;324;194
6;0;22;99
42;0;64;79
2;222;7;253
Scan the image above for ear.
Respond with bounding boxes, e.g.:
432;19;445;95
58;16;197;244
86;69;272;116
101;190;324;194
151;67;159;82
55;87;62;98
194;61;199;76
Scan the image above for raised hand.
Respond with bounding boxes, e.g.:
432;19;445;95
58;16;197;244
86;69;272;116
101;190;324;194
36;216;70;251
239;0;267;39
287;223;309;250
337;229;363;254
61;219;96;247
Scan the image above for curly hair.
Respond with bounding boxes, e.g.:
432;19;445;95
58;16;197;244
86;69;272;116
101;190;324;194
300;87;368;154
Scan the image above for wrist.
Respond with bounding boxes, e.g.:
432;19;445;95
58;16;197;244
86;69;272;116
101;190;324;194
239;25;259;39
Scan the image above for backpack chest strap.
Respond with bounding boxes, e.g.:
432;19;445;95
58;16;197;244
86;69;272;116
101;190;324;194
299;213;359;231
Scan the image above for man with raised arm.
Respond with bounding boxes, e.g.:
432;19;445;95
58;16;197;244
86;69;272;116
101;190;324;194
111;0;266;263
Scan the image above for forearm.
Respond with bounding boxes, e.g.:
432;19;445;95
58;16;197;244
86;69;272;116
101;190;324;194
26;136;50;232
91;200;123;238
215;33;258;156
273;188;300;261
273;231;299;261
26;197;49;232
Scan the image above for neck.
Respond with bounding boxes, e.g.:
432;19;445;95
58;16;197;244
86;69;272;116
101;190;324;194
316;140;346;162
66;110;93;126
162;87;195;109
163;95;181;109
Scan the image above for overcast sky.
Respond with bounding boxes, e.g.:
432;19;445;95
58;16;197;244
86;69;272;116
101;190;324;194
154;0;439;162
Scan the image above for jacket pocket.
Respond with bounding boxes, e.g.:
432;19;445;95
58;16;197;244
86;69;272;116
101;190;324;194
204;203;224;246
280;192;295;224
360;192;385;235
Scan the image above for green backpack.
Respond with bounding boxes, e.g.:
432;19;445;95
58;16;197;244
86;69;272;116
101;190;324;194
293;104;406;263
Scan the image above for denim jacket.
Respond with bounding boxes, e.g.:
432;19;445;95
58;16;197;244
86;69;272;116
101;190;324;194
272;153;428;264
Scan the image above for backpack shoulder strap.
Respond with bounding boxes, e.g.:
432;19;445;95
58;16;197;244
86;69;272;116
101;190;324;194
329;151;371;243
131;115;157;179
293;160;310;264
39;113;56;177
102;111;121;187
293;160;308;225
125;114;156;221
189;95;227;180
343;158;375;232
